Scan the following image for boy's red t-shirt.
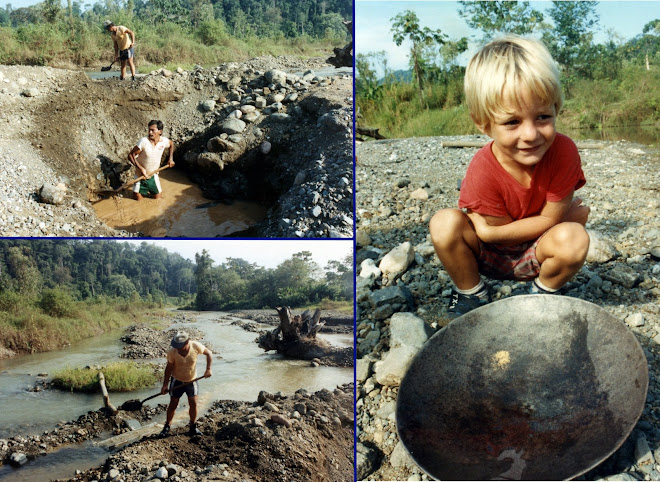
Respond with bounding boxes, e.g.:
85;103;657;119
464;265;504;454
458;133;586;220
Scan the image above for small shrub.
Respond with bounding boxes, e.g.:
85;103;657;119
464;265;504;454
39;288;78;318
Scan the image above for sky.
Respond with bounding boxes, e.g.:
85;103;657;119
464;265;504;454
356;0;660;75
115;239;353;270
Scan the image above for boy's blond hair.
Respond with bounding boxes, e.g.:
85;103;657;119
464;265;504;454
464;35;562;129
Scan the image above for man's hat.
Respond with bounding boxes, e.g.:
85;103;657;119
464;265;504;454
171;331;189;348
103;20;114;30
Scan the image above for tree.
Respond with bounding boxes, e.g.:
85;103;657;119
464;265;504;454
105;274;137;298
542;1;600;83
391;9;446;99
41;0;61;23
458;1;544;41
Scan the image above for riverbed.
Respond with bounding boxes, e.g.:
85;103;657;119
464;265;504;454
0;311;352;480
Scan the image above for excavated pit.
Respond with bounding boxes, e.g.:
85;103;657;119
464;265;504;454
21;59;353;238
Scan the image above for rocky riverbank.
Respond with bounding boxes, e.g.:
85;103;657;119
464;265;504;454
2;384;354;482
0;55;352;238
355;135;660;480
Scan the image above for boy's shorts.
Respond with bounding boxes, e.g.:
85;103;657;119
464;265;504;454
168;378;199;399
119;47;134;60
478;238;542;281
133;174;162;196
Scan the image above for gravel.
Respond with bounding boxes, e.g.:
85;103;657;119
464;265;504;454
355;135;660;481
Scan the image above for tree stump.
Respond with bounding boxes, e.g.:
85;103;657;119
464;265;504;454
257;307;352;367
327;21;353;68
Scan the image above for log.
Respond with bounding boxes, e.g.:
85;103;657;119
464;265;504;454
356;126;387;140
99;372;118;415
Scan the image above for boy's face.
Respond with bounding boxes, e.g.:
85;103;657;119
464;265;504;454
481;92;557;171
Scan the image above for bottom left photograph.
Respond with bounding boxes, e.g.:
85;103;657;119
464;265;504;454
0;238;354;482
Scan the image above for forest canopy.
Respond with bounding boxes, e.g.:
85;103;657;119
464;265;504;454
0;239;353;310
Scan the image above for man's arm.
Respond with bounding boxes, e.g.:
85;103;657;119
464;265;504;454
202;347;212;378
161;361;174;394
125;28;135;47
127;146;147;177
466;192;588;244
166;139;175;167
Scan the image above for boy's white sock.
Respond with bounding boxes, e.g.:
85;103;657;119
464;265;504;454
533;278;558;293
456;280;489;300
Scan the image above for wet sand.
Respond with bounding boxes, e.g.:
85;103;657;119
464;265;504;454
92;169;267;237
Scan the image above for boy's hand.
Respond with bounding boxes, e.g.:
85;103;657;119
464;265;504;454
564;197;590;225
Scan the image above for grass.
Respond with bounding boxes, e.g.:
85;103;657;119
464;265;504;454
0;295;171;355
52;361;161;392
358;63;660;140
299;298;353;314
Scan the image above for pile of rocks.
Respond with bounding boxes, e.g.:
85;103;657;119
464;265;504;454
355;136;660;480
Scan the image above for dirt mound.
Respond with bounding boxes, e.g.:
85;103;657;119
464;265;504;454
73;384;354;482
120;324;207;359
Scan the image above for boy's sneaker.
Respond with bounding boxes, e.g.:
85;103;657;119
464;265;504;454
447;289;490;318
529;279;566;295
189;424;202;436
160;424;170;437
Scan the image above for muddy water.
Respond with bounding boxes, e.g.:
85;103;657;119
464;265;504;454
0;311;352;481
93;169;267;237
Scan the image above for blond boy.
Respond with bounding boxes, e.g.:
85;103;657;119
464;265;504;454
430;36;590;318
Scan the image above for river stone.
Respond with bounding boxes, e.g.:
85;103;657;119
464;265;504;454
255;96;267;109
108;468;121;480
267;93;285;104
390;440;417;469
651;247;660;261
356;358;372;383
389;312;433;349
271;413;292;428
368;285;414;310
379;242;415;284
40;183;66;205
264;401;279;412
374;345;419;386
220;118;246;134
243;111;260;123
356;229;372;247
240;104;257;114
264;69;287;85
601;265;643;289
155;466;169;479
22;87;39;97
626;312;645;328
410;188;429;201
200;100;216;112
229;109;242;119
635;432;654;466
10;452;27;466
269;113;291;122
360;258;381;279
586;229;618;263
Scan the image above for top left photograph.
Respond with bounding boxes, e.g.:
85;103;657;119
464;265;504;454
0;0;353;238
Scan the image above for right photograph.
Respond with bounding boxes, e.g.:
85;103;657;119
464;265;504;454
355;1;660;480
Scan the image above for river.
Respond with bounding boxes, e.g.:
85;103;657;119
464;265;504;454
0;311;353;480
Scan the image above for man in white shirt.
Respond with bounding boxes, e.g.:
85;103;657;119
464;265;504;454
127;120;175;200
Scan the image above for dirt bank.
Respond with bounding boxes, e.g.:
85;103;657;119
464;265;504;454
0;55;352;237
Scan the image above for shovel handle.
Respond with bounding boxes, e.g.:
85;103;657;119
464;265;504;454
117;164;171;192
141;375;206;404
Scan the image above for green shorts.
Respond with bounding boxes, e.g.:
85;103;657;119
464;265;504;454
133;175;162;196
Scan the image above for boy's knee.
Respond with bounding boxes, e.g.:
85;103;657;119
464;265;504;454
430;209;466;241
551;222;590;260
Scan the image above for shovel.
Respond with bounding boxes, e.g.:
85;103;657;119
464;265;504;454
101;60;116;72
94;164;171;196
120;375;205;411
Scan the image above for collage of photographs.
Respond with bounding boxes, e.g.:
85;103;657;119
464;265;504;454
0;0;659;481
